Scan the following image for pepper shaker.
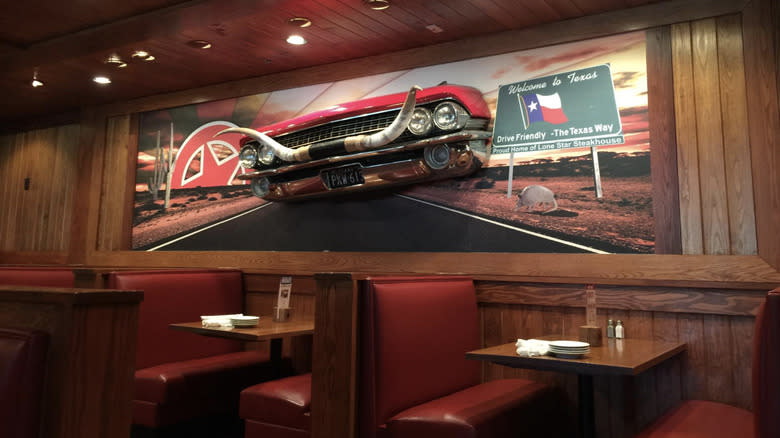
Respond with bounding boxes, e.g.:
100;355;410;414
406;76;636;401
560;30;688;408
607;319;615;338
615;320;625;339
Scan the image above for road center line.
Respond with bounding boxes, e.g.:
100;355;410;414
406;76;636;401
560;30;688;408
146;203;274;251
395;194;610;254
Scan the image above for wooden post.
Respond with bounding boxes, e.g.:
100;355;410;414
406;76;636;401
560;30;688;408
311;273;358;438
506;152;515;198
0;286;142;438
591;146;603;198
164;122;174;209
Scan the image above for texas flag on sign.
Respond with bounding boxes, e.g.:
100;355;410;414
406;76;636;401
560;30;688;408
520;92;568;125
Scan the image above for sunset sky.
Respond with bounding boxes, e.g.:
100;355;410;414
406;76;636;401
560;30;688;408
136;31;648;192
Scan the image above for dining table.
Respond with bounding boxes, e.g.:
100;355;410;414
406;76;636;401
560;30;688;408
466;337;686;438
170;318;314;374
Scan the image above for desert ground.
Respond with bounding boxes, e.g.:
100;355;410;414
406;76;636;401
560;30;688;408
132;186;265;249
403;174;654;253
132;153;654;253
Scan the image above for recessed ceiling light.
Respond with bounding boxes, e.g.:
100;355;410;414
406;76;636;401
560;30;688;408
143;55;155;62
93;76;111;85
105;54;127;68
288;17;312;28
425;24;443;33
286;34;306;45
131;50;150;59
365;0;390;10
187;40;212;49
31;70;43;87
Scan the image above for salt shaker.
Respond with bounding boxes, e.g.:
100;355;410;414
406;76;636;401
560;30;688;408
607;319;615;338
615;320;625;339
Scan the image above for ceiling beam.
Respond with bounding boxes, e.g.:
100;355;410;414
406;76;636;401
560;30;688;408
0;0;280;74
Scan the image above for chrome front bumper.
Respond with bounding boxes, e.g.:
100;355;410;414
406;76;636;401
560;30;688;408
236;130;491;181
260;144;481;201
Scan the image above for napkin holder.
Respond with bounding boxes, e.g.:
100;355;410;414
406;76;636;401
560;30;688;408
273;306;292;323
578;325;602;347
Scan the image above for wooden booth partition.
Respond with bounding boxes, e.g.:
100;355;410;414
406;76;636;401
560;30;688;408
0;285;142;438
244;272;317;374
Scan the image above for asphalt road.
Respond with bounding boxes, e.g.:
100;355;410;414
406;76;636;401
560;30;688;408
147;194;604;253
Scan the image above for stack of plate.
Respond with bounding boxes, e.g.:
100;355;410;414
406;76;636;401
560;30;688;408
230;315;260;327
548;340;590;359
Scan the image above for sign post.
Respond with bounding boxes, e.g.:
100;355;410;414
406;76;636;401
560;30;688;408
492;64;623;198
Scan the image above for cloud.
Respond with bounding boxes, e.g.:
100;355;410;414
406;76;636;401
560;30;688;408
515;47;606;72
491;66;512;80
612;71;642;89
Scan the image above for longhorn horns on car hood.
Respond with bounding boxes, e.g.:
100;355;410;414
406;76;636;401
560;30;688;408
215;85;422;163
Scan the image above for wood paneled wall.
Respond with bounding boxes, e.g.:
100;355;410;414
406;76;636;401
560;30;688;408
477;281;759;438
96;115;137;251
244;273;316;373
0;124;79;254
0;0;776;280
0;4;774;438
672;17;757;255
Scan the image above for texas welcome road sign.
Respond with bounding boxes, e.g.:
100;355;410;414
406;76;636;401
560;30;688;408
492;64;624;154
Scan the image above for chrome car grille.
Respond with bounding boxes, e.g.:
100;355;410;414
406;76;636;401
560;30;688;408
274;110;399;148
272;103;489;149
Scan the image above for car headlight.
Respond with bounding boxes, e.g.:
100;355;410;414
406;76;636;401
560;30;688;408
259;144;275;165
423;144;451;170
239;145;259;168
408;107;433;136
433;102;469;131
250;177;270;198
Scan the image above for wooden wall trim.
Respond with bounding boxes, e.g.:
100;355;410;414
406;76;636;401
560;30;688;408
74;251;780;288
311;273;358;438
67;108;106;264
646;26;682;254
101;0;747;117
121;115;139;250
0;110;80;135
0;251;68;265
742;0;780;270
475;282;765;316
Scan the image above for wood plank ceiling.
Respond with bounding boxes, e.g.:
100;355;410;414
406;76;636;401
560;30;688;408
0;0;664;125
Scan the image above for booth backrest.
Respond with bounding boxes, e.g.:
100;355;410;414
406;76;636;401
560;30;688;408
360;276;480;435
753;288;780;438
0;328;49;438
0;267;74;287
107;269;244;370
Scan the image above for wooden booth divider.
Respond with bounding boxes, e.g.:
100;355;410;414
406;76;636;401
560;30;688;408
0;285;142;438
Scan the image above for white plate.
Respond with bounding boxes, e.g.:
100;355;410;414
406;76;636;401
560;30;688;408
549;351;585;359
549;340;590;348
549;348;590;353
201;313;243;320
230;315;259;327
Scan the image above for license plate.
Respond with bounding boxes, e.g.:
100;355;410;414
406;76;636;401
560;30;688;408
321;164;365;189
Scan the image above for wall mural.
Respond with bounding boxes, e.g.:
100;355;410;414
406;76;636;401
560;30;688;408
133;31;651;254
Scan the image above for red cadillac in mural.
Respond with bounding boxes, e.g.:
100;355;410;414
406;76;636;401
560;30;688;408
217;84;492;200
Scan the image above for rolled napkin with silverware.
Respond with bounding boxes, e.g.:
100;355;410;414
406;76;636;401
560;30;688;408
200;313;244;327
515;339;550;357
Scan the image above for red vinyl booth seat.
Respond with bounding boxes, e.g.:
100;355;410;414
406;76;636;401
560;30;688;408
108;269;273;428
636;288;780;438
240;373;312;438
0;328;49;438
0;266;74;287
360;276;553;438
